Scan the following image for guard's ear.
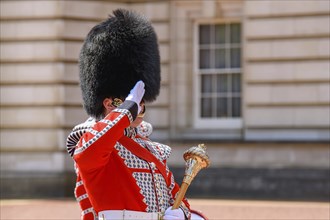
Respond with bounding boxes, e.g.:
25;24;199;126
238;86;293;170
103;98;113;111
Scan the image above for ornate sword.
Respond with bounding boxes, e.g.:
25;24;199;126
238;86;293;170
172;144;210;209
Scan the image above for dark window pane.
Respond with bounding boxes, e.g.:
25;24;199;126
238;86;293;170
201;98;212;117
215;49;226;69
217;74;228;93
200;49;210;69
230;23;241;43
201;75;213;93
199;23;242;120
232;97;241;117
217;98;228;117
231;74;241;92
199;25;210;44
215;25;226;44
230;47;241;68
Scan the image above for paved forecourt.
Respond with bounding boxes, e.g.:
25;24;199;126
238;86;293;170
0;198;329;220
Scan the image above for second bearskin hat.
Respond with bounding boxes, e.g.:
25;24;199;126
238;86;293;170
79;9;161;118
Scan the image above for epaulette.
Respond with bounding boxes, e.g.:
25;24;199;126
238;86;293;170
66;117;95;157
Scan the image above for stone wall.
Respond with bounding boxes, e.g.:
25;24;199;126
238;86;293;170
1;0;329;199
0;0;174;199
1;0;92;182
243;0;330;141
0;0;171;175
171;167;330;201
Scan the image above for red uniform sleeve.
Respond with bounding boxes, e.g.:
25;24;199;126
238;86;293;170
73;109;133;172
75;173;97;220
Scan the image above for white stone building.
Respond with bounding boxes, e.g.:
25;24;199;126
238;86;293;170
1;0;329;199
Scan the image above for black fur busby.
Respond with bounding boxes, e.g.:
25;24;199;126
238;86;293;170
79;9;161;118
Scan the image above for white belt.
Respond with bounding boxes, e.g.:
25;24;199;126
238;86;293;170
98;210;162;220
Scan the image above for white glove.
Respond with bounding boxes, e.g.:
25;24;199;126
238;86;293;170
163;207;185;220
125;81;145;113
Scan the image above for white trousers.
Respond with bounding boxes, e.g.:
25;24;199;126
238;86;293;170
98;210;161;220
98;209;206;220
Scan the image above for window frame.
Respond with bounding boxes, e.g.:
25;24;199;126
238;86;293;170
193;19;243;129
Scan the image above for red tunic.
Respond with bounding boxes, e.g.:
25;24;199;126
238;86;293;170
72;108;190;219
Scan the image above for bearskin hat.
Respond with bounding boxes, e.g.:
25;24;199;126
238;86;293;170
79;9;161;118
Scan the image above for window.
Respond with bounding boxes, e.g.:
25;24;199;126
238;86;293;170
194;22;242;129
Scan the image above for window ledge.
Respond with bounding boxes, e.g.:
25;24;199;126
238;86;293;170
176;128;243;142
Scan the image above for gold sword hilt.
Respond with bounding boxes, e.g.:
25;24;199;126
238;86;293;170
172;144;210;209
